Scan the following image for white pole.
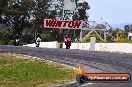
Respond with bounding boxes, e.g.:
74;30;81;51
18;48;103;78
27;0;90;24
89;37;96;51
80;29;83;43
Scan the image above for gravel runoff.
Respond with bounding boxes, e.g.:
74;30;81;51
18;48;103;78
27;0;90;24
0;45;132;87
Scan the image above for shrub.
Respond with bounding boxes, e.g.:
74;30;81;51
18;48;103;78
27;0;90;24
8;40;14;45
22;34;34;44
118;31;128;42
0;27;13;45
41;34;55;42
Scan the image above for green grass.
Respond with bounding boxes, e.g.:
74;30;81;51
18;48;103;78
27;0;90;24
0;53;75;87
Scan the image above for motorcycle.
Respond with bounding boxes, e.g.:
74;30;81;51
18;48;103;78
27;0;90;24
36;37;41;47
65;37;72;49
36;41;40;47
14;39;19;46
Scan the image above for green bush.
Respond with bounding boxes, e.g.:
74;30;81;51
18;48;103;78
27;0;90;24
0;27;14;45
118;31;128;42
22;34;34;44
21;42;27;45
118;37;128;42
8;40;14;45
41;34;55;42
83;34;101;43
0;40;4;45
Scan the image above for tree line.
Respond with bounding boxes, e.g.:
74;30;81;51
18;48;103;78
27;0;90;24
0;0;90;45
0;0;131;45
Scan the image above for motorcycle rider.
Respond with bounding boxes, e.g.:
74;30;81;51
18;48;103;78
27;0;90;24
35;33;41;47
65;34;72;49
14;34;20;46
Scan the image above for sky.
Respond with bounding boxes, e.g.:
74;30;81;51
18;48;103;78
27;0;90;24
85;0;132;25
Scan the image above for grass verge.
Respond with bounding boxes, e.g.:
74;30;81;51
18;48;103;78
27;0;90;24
0;53;75;87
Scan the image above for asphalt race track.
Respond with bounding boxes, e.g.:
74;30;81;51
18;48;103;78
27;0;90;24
0;45;132;87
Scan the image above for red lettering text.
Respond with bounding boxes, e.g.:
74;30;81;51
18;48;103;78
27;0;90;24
46;20;54;27
63;21;69;27
73;21;82;28
45;19;82;29
68;21;73;28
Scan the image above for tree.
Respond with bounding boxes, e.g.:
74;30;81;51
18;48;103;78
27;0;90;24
0;0;52;38
72;0;90;42
108;29;113;33
72;0;90;21
1;0;34;36
117;31;127;42
130;24;132;31
95;24;106;29
0;24;13;45
0;0;91;43
124;25;130;33
0;0;53;44
76;1;90;21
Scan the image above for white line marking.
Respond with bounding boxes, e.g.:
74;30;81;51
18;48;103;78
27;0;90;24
81;83;95;87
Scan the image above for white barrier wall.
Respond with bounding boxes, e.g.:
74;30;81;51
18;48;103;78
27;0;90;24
63;43;91;50
23;42;132;54
23;41;59;48
95;43;132;53
63;43;132;53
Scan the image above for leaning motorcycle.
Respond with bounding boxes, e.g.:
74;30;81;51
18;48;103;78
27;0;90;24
36;41;40;47
14;39;19;46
